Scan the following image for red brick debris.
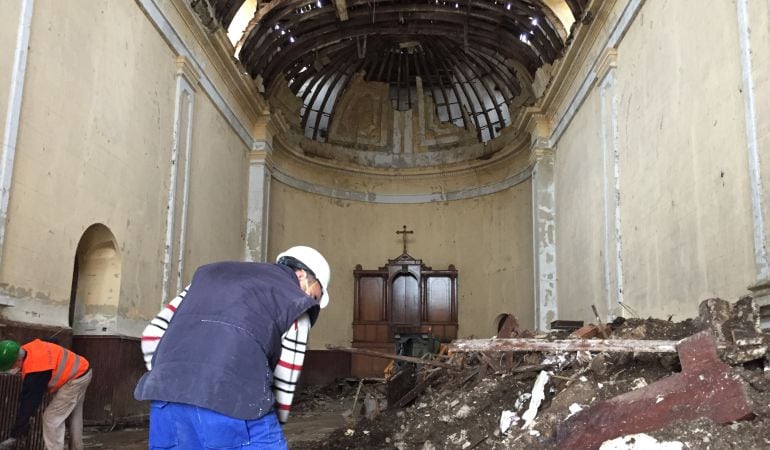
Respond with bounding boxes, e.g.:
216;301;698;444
555;331;754;449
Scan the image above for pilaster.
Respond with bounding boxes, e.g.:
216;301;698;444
244;147;272;262
161;56;198;305
737;0;770;329
598;48;624;320
528;116;557;330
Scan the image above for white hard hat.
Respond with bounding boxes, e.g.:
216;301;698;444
276;246;331;309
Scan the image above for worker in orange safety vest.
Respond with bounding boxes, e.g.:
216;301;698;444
0;339;92;450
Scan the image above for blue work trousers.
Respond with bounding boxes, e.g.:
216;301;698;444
149;401;288;449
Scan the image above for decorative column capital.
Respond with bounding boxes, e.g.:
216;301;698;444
175;56;200;89
526;114;554;144
597;48;618;87
249;145;268;160
248;144;273;170
529;147;554;167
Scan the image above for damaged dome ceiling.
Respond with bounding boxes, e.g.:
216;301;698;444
204;0;589;143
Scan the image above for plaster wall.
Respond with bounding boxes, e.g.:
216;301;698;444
0;0;175;330
554;88;605;321
600;0;753;319
0;0;21;129
268;180;533;349
0;0;253;336
183;97;250;269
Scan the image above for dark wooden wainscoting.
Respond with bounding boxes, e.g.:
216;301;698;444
72;335;147;425
299;349;351;388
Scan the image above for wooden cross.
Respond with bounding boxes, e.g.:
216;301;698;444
396;225;413;254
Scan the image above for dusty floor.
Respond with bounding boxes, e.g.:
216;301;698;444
82;389;349;449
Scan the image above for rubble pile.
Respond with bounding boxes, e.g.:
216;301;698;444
296;297;770;449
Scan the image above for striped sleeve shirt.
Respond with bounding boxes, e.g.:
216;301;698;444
140;286;311;423
141;286;188;371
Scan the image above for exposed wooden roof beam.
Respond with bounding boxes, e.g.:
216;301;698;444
333;0;349;21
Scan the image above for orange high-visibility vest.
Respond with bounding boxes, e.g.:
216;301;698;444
21;339;90;392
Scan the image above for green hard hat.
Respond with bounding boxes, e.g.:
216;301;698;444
0;340;20;371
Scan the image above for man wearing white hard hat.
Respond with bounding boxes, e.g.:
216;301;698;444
135;246;331;449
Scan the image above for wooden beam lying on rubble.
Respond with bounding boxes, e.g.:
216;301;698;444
327;345;460;369
449;338;694;354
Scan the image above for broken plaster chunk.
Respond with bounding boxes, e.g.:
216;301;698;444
499;410;520;434
599;433;683;450
449;430;468;445
542;352;569;368
631;377;648;390
566;403;583;419
344;429;355;437
514;393;531;410
522;370;550;429
455;404;472;419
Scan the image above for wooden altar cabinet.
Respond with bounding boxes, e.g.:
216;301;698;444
352;253;458;378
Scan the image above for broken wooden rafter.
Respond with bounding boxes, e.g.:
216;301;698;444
447;337;729;354
333;0;349;21
390;366;444;409
327;345;460;369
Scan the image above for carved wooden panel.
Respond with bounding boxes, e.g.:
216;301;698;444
426;277;452;323
352;256;458;377
358;276;385;322
391;274;420;325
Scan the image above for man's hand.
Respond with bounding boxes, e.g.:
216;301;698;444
0;438;17;449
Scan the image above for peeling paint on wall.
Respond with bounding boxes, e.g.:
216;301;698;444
532;149;557;330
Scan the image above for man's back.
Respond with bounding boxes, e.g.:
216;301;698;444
134;262;318;419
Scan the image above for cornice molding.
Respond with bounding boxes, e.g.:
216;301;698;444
520;0;646;148
270;164;532;204
169;0;267;118
272;127;530;181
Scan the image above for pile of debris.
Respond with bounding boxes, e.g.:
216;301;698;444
296;297;770;449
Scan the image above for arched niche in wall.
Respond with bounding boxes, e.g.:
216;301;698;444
69;224;122;335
